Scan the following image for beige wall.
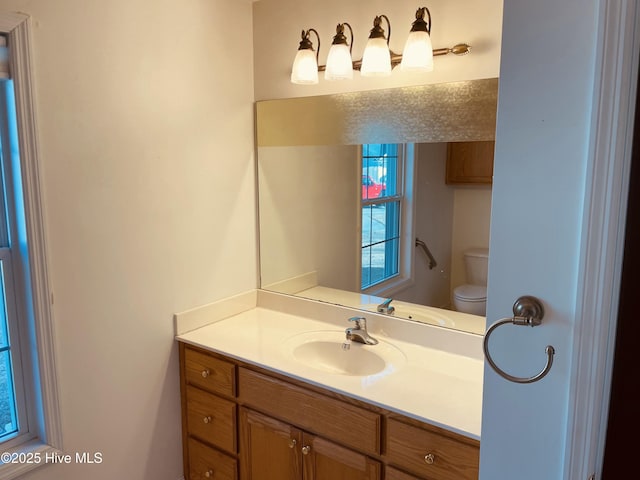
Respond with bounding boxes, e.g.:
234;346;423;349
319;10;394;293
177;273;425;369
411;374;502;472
0;1;256;479
396;142;453;308
450;187;492;292
396;143;492;308
258;145;359;291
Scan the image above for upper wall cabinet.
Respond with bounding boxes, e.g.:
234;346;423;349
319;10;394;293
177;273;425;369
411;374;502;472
446;141;495;185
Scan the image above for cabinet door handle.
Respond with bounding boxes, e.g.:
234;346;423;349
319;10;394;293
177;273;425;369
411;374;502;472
204;469;214;478
201;369;211;378
288;439;297;449
301;445;311;455
424;453;435;465
203;416;213;424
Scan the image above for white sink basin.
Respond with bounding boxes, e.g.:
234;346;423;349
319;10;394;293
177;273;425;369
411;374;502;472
282;330;406;377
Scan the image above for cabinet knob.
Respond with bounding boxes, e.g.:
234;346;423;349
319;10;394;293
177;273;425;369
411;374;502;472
203;416;213;424
288;439;297;449
424;453;435;465
204;469;214;478
301;445;311;455
201;369;211;378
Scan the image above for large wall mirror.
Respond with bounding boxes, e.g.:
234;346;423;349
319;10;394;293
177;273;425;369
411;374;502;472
256;78;498;335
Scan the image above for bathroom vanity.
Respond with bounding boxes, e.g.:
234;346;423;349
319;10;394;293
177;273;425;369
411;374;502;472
175;290;483;480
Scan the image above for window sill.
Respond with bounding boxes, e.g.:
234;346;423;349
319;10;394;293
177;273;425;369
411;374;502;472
0;439;60;479
364;275;414;299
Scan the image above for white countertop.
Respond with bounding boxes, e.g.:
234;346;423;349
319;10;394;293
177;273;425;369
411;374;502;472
175;290;484;441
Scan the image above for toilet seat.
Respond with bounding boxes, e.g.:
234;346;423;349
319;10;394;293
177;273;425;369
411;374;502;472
454;284;487;302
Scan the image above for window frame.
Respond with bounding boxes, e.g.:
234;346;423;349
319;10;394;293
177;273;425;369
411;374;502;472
0;248;30;447
358;143;416;297
0;12;62;480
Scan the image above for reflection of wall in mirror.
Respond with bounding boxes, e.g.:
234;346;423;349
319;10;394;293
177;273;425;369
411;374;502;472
392;143;491;309
394;142;452;308
451;186;492;296
259;142;492;311
258;145;360;291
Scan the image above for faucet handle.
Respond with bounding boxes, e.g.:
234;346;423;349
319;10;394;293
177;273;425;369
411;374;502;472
348;316;366;329
377;298;395;313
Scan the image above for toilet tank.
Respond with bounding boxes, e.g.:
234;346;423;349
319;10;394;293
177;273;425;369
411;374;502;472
464;248;489;285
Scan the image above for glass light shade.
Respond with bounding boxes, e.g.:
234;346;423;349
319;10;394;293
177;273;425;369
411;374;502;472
360;37;392;77
400;31;434;72
291;49;319;84
324;44;354;80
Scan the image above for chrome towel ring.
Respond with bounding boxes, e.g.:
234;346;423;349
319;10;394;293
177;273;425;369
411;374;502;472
483;295;555;384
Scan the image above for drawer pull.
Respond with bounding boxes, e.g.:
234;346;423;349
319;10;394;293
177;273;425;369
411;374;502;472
204;469;214;478
288;439;297;449
201;369;211;378
424;453;435;465
302;445;311;455
203;416;213;424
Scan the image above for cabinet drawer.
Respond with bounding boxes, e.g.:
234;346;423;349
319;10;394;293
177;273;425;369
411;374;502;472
185;347;236;397
385;466;423;480
188;437;237;480
386;418;479;480
187;385;237;453
238;368;381;455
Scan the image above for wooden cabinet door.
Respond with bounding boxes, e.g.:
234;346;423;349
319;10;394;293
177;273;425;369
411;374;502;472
239;408;301;480
446;141;495;184
302;433;381;480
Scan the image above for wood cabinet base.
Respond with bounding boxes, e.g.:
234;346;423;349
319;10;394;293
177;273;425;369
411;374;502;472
179;342;479;480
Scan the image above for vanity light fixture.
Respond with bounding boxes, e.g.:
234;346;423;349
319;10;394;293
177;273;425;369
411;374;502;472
400;7;434;72
290;28;321;85
324;23;354;81
360;15;393;77
290;7;471;84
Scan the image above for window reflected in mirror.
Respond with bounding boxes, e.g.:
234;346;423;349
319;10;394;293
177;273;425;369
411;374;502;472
361;143;403;290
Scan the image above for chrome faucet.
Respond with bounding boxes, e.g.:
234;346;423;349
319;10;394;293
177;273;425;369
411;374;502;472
377;298;395;314
345;316;378;345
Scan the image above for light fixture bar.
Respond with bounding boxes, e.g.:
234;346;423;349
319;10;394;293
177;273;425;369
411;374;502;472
317;42;471;72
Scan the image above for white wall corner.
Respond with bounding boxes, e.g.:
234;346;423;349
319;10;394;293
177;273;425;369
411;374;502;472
174;289;258;335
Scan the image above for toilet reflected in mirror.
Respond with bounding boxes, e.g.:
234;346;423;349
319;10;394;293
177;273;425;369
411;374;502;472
452;248;489;316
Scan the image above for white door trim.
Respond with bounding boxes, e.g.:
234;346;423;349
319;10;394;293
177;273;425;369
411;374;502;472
565;1;640;479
